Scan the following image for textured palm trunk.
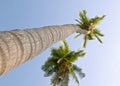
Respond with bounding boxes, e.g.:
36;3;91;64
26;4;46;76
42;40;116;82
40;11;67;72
0;24;87;75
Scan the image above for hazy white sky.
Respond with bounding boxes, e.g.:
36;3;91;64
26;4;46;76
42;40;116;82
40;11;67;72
0;0;120;86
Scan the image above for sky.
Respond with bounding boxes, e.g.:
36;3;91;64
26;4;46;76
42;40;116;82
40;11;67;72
0;0;120;86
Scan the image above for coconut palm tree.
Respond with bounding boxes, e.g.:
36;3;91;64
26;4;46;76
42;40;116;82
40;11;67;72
75;10;105;48
0;24;87;76
0;10;105;75
42;40;86;86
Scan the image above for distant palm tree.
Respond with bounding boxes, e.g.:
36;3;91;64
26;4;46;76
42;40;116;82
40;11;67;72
42;40;86;86
75;10;105;48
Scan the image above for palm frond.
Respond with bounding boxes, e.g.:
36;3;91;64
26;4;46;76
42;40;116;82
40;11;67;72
57;46;64;56
50;73;58;86
90;15;106;25
42;57;58;77
79;11;85;23
78;50;86;57
94;34;103;43
51;48;61;58
65;50;86;63
93;29;104;37
83;35;87;48
61;40;70;54
76;24;85;30
74;33;81;39
67;52;79;62
82;10;90;24
73;64;85;78
75;19;82;25
77;49;86;57
70;68;79;86
87;33;94;40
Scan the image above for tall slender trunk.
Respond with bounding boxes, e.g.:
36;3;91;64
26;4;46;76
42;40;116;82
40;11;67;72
0;24;86;75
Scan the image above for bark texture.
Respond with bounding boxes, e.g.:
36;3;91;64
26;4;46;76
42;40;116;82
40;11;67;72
0;24;86;75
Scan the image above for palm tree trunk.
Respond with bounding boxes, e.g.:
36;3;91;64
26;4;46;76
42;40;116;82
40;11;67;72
0;24;86;75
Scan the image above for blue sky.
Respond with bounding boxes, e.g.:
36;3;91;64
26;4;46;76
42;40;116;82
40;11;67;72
0;0;120;86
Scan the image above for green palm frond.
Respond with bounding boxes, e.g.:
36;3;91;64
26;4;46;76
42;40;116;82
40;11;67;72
77;49;86;57
72;64;85;78
70;64;85;86
87;33;94;40
75;10;105;48
93;29;104;37
51;48;61;58
42;57;58;77
66;50;86;62
70;68;79;86
90;15;105;25
61;40;70;54
50;73;58;86
83;35;88;48
74;33;81;39
94;34;103;43
79;10;90;25
42;40;86;86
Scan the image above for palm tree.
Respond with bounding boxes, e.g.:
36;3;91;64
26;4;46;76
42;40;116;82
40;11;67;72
42;40;86;86
0;10;105;75
75;10;105;48
0;24;87;75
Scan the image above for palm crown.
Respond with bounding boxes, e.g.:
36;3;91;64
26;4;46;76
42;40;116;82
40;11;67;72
42;40;86;86
75;10;105;48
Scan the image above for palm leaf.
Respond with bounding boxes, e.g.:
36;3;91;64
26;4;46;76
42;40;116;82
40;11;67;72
42;58;58;77
50;74;58;86
70;68;79;86
76;24;84;30
95;34;103;43
75;19;82;24
67;52;79;62
74;33;81;39
61;40;70;54
87;33;94;40
77;49;86;57
83;35;87;48
79;12;85;23
51;48;61;58
65;49;86;62
79;52;86;57
83;10;90;24
90;15;105;25
94;29;104;37
73;65;85;78
74;50;86;58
